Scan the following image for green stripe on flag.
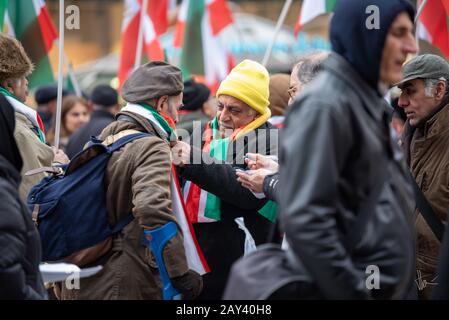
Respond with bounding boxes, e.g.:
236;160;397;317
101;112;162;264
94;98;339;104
180;0;205;80
0;0;7;28
7;1;55;88
258;201;277;222
325;0;338;12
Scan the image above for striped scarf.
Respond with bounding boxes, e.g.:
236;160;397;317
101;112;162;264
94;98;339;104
183;116;277;223
0;86;46;143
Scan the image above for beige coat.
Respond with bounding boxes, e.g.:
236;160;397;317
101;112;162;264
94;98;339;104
60;111;188;300
406;103;449;298
14;112;53;201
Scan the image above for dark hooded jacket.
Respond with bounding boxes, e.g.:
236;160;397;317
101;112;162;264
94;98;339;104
279;0;416;299
0;94;47;300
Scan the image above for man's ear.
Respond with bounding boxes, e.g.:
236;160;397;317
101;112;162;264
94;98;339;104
1;79;14;94
155;96;168;112
435;81;447;101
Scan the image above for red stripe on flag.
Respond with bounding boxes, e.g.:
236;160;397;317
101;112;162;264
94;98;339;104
118;13;140;89
442;0;449;16
173;21;185;48
171;166;210;272
147;0;168;36
185;183;201;223
37;6;57;52
36;113;45;135
207;0;233;36
420;0;449;57
146;39;165;61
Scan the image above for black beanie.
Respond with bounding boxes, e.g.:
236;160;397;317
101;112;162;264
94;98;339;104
181;79;211;111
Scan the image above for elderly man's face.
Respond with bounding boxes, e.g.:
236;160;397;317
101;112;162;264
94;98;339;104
159;92;183;123
398;79;444;127
216;94;258;138
379;12;417;85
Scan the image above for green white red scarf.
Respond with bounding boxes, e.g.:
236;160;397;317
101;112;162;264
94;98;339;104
183;117;277;223
121;102;210;274
0;86;46;143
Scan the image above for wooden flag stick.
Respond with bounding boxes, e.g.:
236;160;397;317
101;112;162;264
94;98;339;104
54;0;65;150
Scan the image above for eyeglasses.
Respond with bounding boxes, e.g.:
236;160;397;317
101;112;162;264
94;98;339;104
287;87;297;99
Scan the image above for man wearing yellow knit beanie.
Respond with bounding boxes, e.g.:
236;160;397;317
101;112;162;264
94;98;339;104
172;59;278;300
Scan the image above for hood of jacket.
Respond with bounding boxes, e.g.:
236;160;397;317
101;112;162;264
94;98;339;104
330;0;414;93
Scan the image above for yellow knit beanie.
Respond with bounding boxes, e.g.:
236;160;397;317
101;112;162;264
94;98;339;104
216;59;270;115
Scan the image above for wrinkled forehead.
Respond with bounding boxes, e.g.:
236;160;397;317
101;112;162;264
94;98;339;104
398;79;424;90
217;94;251;110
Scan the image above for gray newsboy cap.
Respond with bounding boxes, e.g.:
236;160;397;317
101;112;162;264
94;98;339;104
396;54;449;87
122;61;184;103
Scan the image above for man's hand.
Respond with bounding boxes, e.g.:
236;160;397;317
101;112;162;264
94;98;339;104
236;168;272;193
171;141;191;167
171;269;203;300
245;153;279;173
52;147;69;165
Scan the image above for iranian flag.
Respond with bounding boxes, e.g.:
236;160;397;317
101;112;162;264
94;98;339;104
417;0;449;58
118;0;168;88
174;0;234;93
294;0;338;36
2;0;57;88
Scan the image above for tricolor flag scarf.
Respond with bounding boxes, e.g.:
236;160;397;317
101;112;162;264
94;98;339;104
0;86;46;143
121;102;210;274
183;115;277;224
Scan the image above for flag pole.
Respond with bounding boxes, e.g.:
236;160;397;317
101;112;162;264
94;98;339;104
262;0;293;67
54;0;65;150
54;39;82;98
66;60;82;97
414;0;428;52
134;0;149;69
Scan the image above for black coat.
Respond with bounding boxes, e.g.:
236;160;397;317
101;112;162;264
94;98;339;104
178;121;278;300
66;110;115;159
279;53;416;300
263;173;279;202
0;155;47;299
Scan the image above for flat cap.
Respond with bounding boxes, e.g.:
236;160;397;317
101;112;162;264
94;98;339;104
181;79;210;111
122;61;184;103
35;85;68;104
396;54;449;87
91;84;118;107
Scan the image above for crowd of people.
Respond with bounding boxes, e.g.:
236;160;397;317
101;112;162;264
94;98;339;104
2;0;449;300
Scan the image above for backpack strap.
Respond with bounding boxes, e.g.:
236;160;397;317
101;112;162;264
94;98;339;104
103;129;154;234
411;176;445;242
111;213;134;234
102;130;152;154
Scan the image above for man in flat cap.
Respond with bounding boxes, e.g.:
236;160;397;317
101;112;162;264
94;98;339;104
65;84;120;158
397;54;449;299
0;35;68;201
59;61;202;300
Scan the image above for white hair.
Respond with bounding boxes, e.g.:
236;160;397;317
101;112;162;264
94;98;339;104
424;77;447;98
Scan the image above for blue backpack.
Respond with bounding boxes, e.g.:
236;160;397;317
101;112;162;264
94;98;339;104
27;132;150;265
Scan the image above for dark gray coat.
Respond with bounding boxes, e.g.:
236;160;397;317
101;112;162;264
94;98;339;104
279;53;415;299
